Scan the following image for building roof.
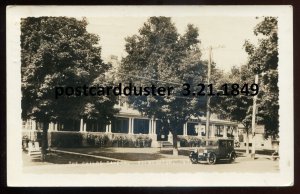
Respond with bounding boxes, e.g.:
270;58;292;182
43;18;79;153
117;105;238;126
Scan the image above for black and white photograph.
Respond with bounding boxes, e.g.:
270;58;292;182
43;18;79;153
6;6;293;186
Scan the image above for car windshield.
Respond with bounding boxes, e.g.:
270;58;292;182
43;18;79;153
202;140;218;146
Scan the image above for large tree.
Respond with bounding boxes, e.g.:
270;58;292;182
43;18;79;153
211;17;279;154
211;65;256;154
21;17;118;159
119;17;206;155
244;17;279;138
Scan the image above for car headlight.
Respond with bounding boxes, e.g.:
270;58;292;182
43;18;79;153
194;149;198;153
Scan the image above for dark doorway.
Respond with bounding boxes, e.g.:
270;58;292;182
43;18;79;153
156;120;169;141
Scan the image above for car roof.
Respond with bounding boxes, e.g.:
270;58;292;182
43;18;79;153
207;139;233;142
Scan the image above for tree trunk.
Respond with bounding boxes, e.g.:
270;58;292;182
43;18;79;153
41;122;49;161
245;130;249;155
251;133;256;159
172;132;178;156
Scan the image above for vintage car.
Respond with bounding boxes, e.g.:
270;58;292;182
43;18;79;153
189;139;237;165
271;150;279;161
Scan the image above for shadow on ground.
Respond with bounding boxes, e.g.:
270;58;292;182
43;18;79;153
23;151;114;165
159;149;191;156
58;147;166;161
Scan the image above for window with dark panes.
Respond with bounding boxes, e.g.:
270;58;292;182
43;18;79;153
62;119;80;131
111;117;129;133
87;120;106;132
134;119;149;134
187;122;198;136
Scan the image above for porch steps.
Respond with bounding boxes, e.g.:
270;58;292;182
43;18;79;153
160;141;173;148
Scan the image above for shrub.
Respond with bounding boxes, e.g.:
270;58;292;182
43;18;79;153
22;135;30;150
135;136;143;147
50;132;83;148
95;135;109;147
179;138;188;147
49;132;153;148
135;136;152;148
112;135;128;147
86;133;110;147
144;136;152;147
187;137;201;147
128;138;135;147
178;136;201;147
86;133;95;146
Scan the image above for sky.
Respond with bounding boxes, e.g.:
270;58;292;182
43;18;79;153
86;16;261;72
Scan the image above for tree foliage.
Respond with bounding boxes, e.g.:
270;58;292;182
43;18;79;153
119;17;206;154
212;17;279;138
244;17;279;137
21;17;118;124
21;17;118;157
211;65;255;130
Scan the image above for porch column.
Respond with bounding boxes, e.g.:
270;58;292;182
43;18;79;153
128;118;132;134
223;125;227;138
26;120;29;130
131;118;134;134
105;124;109;133
183;123;187;136
197;123;202;137
83;122;87;132
153;119;156;134
105;123;111;133
80;119;84;132
148;119;152;134
233;126;237;138
48;122;54;131
54;123;58;131
211;124;215;138
32;120;37;131
109;123;112;133
152;119;154;134
168;131;173;143
216;125;220;136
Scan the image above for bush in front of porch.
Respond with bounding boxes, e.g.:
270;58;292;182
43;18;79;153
43;131;153;148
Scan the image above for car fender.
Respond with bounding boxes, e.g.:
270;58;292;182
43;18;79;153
229;151;236;158
207;151;216;158
189;151;198;158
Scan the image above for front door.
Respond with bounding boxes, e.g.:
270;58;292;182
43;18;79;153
157;128;168;141
156;121;168;141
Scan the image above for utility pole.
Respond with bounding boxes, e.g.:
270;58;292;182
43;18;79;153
205;46;212;145
251;74;259;158
204;45;224;145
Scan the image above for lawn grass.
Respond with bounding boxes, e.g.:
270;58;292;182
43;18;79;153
159;149;191;156
160;149;245;158
235;148;276;155
57;147;166;161
46;152;114;164
23;151;114;165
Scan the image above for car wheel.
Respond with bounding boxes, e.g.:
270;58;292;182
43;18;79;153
272;152;279;161
229;153;236;163
207;153;217;165
190;156;198;164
